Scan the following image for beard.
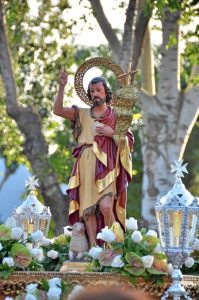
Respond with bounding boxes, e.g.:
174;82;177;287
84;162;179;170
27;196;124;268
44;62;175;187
92;97;106;106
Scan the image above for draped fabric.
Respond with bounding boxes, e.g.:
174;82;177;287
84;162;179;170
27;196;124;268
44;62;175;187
67;106;134;232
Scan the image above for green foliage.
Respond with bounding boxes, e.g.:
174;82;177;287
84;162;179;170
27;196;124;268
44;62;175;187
89;224;167;285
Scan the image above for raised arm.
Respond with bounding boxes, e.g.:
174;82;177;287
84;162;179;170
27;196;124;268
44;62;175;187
53;70;76;121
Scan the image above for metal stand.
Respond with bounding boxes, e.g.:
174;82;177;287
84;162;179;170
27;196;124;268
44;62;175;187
161;269;192;300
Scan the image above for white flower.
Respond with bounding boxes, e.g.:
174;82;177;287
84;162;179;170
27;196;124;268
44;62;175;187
5;217;16;228
31;230;44;243
194;239;199;251
88;246;103;260
26;283;38;294
47;287;62;300
63;226;72;237
2;257;14;267
41;238;52;246
126;217;138;231
47;250;59;259
25;295;37;300
97;226;116;243
48;277;61;288
184;257;195;268
0;243;3;251
30;248;44;262
131;230;143;243
141;255;154;268
167;263;174;275
67;285;85;300
111;255;124;268
153;243;162;254
4;297;14;300
11;227;23;240
145;230;158;237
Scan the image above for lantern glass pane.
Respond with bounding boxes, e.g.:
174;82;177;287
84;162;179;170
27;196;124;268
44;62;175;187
186;213;198;248
168;210;182;247
40;219;47;233
156;211;165;247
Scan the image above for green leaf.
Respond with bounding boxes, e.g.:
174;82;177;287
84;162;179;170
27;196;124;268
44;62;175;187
40;277;49;292
0;225;11;241
124;252;145;275
146;267;167;275
11;243;32;268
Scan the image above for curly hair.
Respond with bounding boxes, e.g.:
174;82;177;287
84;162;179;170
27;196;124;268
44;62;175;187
87;77;112;104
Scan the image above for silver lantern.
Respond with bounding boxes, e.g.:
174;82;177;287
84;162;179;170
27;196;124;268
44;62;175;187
155;160;199;300
12;176;51;240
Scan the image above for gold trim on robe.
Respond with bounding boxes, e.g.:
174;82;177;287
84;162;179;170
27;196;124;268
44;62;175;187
119;137;132;178
69;200;79;215
96;167;119;193
68;173;79;189
92;141;107;167
116;195;126;228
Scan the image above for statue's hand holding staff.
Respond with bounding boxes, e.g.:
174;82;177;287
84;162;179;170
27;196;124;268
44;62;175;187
59;67;68;87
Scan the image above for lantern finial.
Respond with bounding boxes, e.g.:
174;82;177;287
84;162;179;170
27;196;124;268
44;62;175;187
25;175;40;191
170;160;188;179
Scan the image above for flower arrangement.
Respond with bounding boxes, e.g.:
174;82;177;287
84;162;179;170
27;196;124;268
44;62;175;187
181;238;199;275
4;277;73;300
87;218;169;285
0;217;71;279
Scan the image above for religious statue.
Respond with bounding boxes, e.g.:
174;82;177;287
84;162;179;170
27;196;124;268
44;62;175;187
53;57;138;248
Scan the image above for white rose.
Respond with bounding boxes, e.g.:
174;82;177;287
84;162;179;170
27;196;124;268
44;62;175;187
131;230;143;243
2;257;14;267
26;283;38;294
31;230;44;243
25;295;37;300
11;227;23;240
47;287;62;300
167;263;174;275
141;255;154;268
63;226;72;237
111;255;124;268
153;243;162;254
67;285;85;300
30;248;44;262
88;247;103;260
48;277;61;288
47;250;59;259
184;257;195;268
0;243;3;251
97;226;116;243
41;238;52;246
145;230;158;237
5;217;17;228
194;239;199;251
126;217;138;231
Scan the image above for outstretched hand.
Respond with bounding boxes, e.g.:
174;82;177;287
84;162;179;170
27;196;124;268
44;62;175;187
58;68;68;86
96;124;114;138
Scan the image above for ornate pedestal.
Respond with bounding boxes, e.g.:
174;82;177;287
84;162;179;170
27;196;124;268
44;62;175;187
0;272;198;299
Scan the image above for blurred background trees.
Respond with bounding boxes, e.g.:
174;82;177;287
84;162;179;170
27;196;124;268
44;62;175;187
0;0;198;232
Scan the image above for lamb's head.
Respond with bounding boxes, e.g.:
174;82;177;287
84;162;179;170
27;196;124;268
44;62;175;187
72;222;85;233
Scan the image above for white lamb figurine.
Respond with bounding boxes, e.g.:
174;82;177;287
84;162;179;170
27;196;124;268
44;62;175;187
69;222;89;261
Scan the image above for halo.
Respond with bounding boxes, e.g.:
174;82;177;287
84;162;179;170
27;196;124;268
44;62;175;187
74;57;124;106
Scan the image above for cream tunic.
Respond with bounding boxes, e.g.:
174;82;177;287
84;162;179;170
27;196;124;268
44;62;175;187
77;108;113;218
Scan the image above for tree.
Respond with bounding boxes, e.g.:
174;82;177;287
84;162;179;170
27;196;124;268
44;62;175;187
88;0;199;226
0;0;75;234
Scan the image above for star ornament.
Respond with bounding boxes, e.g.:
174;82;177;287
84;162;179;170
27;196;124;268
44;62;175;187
170;160;188;178
25;175;40;191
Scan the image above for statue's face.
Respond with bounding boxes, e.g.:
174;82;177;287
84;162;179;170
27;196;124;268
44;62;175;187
89;82;106;106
